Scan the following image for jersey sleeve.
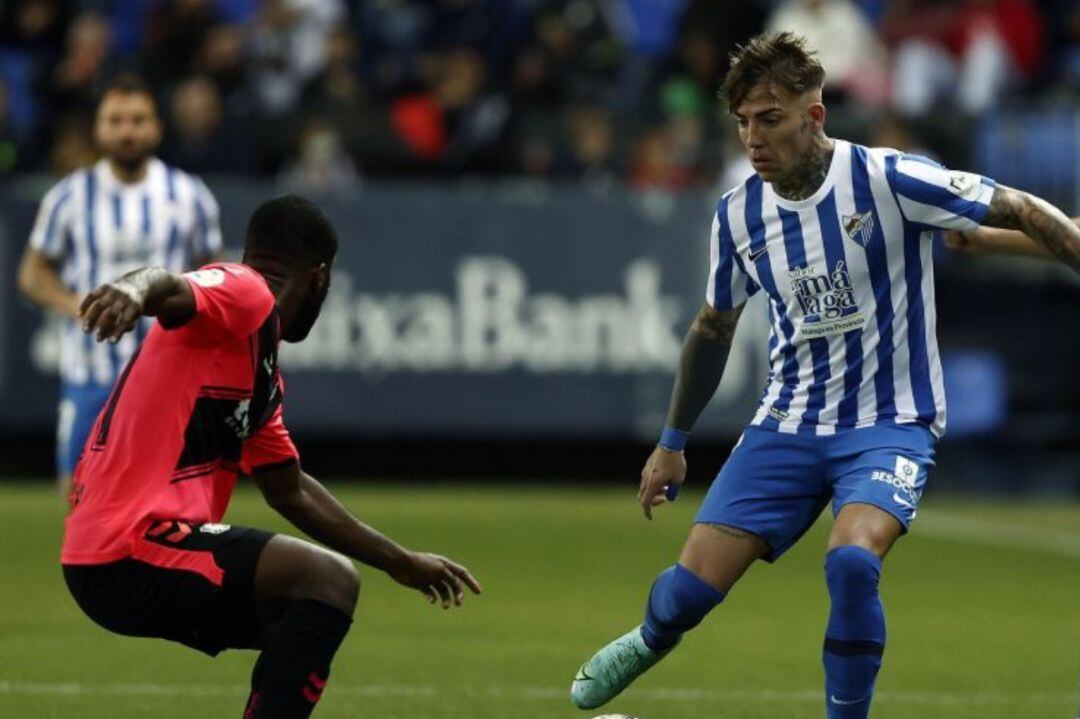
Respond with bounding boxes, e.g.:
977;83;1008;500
705;197;758;310
178;263;275;343
28;178;75;260
188;177;223;263
889;153;996;230
240;405;299;475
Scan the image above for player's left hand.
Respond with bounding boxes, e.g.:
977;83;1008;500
79;281;143;343
387;550;483;609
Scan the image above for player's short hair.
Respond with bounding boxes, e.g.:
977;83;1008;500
244;194;338;266
722;32;826;111
98;73;158;114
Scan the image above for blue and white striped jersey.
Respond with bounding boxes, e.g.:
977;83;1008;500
707;140;996;437
28;157;222;386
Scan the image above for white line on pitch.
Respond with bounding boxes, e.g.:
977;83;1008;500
915;509;1080;558
0;680;1072;706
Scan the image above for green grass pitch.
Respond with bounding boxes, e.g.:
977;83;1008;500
1;481;1077;718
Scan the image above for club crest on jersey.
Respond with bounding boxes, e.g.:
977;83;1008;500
842;211;875;247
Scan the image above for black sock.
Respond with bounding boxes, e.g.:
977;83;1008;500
244;599;352;719
243;651;268;719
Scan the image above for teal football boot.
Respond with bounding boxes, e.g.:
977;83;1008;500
570;626;675;710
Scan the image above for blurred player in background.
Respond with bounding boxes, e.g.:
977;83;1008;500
17;74;221;496
64;195;481;719
571;32;1080;719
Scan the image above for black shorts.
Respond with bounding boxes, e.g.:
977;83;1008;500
63;521;274;656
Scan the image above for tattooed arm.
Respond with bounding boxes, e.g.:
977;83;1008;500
638;303;743;519
979;186;1080;274
666;304;744;431
944;227;1051;259
944;217;1080;261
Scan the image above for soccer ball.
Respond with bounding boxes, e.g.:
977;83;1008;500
590;716;639;719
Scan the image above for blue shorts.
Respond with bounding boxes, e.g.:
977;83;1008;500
57;383;113;475
695;423;936;562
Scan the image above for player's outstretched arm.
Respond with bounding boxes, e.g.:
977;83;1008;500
945;217;1080;260
944;227;1051;258
78;267;196;342
638;303;743;520
979;187;1080;274
254;462;482;609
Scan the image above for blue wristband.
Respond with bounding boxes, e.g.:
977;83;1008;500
658;426;689;452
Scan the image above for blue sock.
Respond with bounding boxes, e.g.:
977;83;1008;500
641;564;726;652
823;546;886;719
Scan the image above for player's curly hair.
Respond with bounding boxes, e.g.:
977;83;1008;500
244;194;338;265
722;32;826;112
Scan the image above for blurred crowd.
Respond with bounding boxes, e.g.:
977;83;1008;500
0;0;1077;191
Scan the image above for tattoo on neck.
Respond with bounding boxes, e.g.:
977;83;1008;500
774;140;833;201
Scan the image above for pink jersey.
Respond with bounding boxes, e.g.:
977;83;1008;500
62;263;298;565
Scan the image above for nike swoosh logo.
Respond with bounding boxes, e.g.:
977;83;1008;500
574;667;593;682
892;492;916;510
830;695;863;706
748;245;769;262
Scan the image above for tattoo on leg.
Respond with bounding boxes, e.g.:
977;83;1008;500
702;523;759;542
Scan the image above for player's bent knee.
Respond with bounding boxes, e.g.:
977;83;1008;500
824;545;881;602
269;540;361;615
306;550;360;614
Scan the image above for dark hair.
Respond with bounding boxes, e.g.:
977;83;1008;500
721;32;826;112
244;194;338;265
98;73;158;112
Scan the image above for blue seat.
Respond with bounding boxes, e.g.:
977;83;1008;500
0;50;38;139
975;109;1078;207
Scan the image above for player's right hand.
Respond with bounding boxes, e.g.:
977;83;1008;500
79;281;144;343
387;550;483;609
638;446;687;521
